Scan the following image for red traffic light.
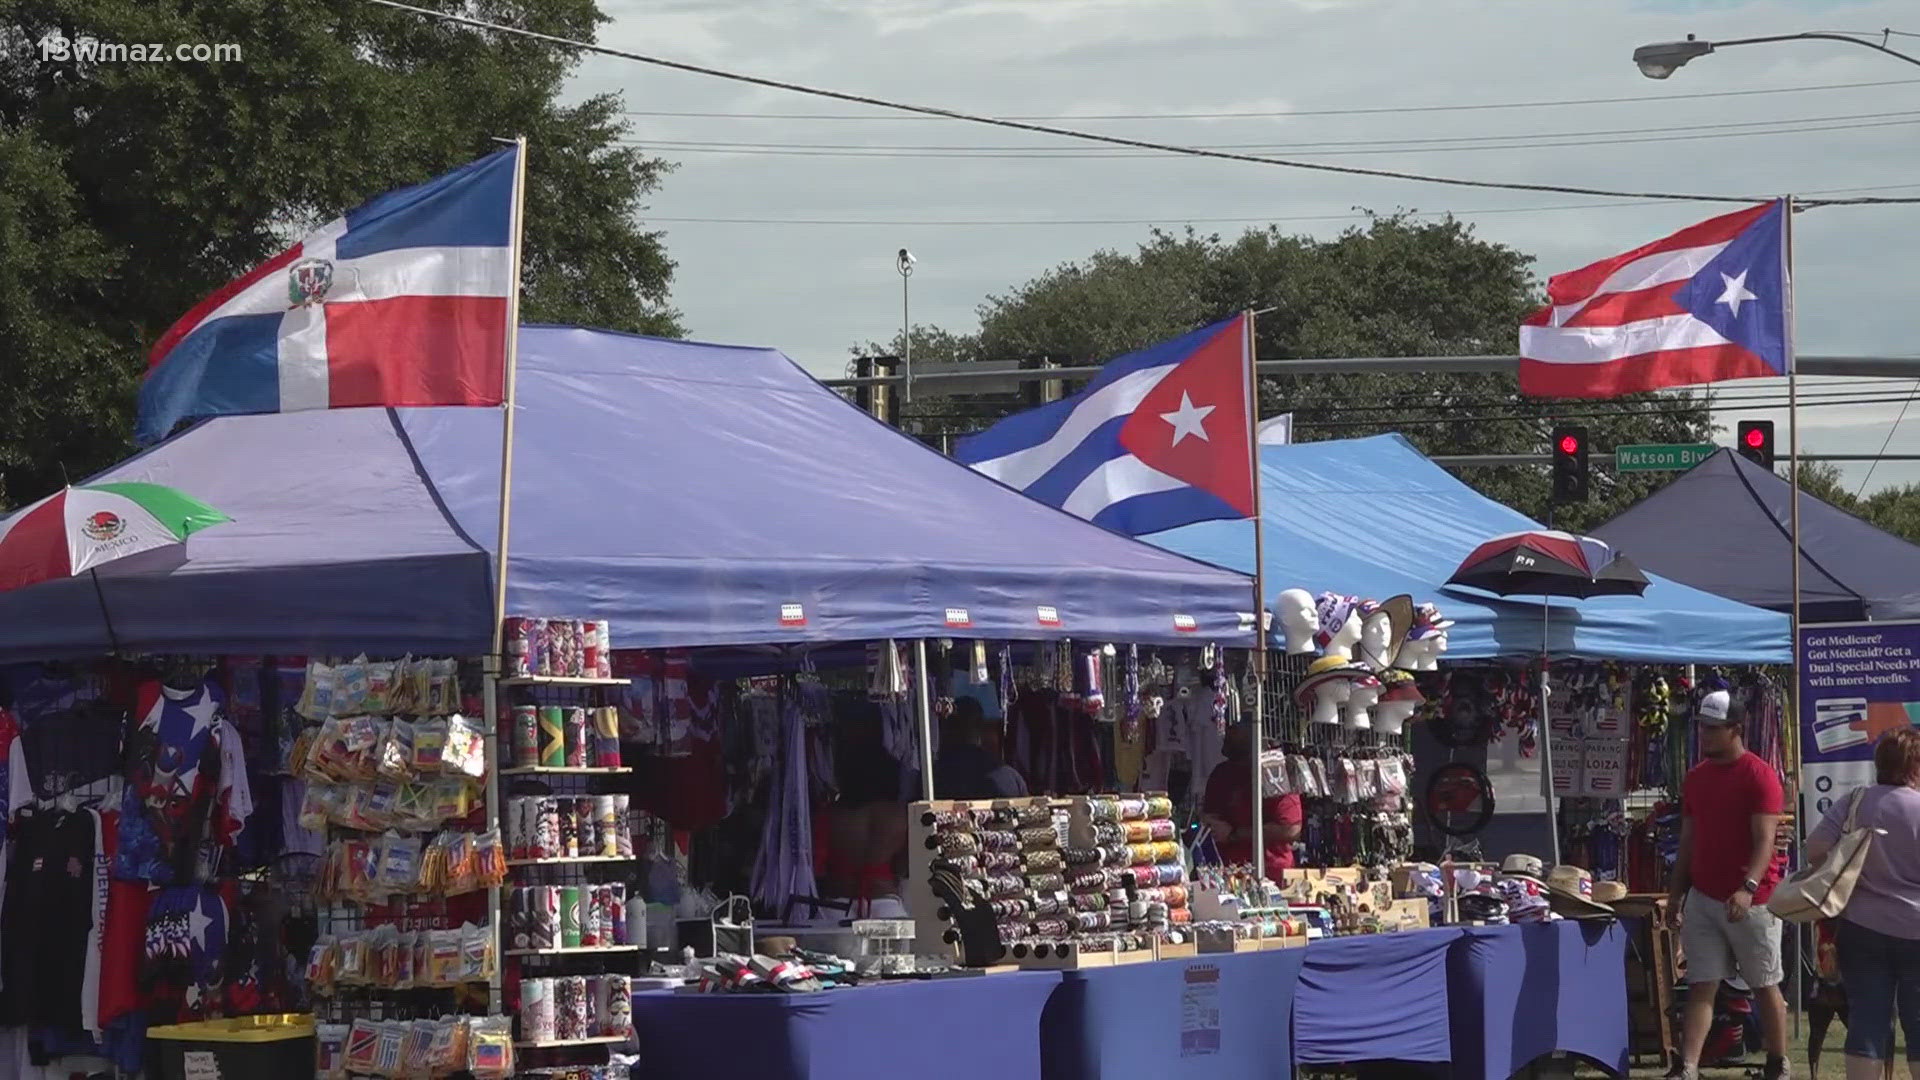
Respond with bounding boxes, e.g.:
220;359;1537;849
1744;428;1766;449
1558;434;1581;455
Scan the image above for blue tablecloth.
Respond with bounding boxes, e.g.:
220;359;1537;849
1295;927;1465;1064
1448;921;1630;1080
631;971;1063;1080
1040;948;1307;1080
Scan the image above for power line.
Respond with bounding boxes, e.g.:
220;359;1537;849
626;115;1920;159
1853;380;1920;495
643;183;1920;227
615;76;1920;121
630;108;1920;154
363;0;1919;207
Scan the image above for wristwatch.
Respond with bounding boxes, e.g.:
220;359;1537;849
1741;877;1760;894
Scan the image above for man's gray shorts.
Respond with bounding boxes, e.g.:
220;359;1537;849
1682;887;1783;988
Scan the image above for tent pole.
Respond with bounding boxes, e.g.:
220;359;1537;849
1541;505;1560;865
915;639;936;801
483;134;530;1014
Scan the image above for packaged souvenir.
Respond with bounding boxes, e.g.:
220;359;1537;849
375;833;422;896
334;656;371;717
441;714;486;779
458;921;495;984
315;1023;350;1080
372;1019;406;1077
412;715;448;773
397;1019;436;1075
307;936;338;993
467;1016;515;1079
297;660;337;721
299;782;342;832
363;661;398;716
376;719;416;781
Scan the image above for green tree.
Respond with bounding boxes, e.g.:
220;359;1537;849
0;0;677;505
862;216;1714;529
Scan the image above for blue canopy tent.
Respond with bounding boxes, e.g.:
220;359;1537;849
0;326;1255;661
1144;433;1789;664
1593;448;1920;623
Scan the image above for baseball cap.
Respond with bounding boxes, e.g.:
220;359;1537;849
1694;689;1744;727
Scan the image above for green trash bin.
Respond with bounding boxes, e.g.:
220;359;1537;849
146;1013;316;1080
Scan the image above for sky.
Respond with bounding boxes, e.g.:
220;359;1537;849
570;0;1918;493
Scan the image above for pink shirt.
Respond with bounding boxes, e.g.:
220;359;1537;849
1811;784;1920;941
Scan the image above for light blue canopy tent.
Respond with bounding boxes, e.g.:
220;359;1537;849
1145;433;1790;664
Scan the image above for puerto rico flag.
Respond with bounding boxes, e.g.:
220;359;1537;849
135;147;518;444
1519;200;1789;398
954;315;1255;536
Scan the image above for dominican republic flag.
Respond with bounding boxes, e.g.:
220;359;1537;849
135;147;518;444
954;315;1255;536
1518;200;1789;398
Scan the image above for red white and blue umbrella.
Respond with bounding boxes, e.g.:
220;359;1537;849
0;482;230;593
1447;530;1649;599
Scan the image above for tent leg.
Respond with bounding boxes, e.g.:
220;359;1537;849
1541;660;1561;865
916;639;935;801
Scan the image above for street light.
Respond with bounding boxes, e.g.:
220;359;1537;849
1634;30;1920;78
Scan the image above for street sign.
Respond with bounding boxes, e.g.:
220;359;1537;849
1613;443;1716;472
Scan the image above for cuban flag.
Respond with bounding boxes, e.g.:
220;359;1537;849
1519;199;1788;398
954;315;1255;536
135;147;518;444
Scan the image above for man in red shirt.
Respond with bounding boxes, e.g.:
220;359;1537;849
1200;723;1302;878
1666;690;1788;1080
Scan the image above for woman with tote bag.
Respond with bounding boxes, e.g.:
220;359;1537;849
1803;728;1920;1080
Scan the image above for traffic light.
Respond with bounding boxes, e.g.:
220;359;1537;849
1737;419;1775;470
1550;425;1590;504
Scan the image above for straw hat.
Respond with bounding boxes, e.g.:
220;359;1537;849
1293;655;1367;706
1545;865;1616;920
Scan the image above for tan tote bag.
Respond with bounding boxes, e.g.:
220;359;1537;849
1768;787;1879;924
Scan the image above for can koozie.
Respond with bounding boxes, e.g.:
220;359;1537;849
592;706;622;769
602;974;632;1037
581;885;603;947
503;617;533;678
544;618;566;678
612;795;633;858
512;705;539;768
519;977;556;1044
510;886;532;950
627;895;648;950
594;796;619;858
581;621;601;684
564;707;589;768
596;622;613;679
559;798;579;858
535;797;560;860
575;796;598;858
555;975;587;1041
530;885;559;950
538;706;566;767
559;885;582;949
569;620;588;677
609;883;629;945
530;617;552;677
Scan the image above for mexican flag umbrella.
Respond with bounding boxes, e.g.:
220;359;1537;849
0;482;230;593
1446;530;1649;599
1445;529;1648;868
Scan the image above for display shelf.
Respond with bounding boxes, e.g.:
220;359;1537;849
514;1035;631;1049
507;855;637;867
505;945;642;957
500;765;633;776
499;675;630;687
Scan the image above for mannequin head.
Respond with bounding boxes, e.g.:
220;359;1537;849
1374;697;1418;735
1308;676;1352;726
1358;610;1397;671
1314;592;1362;660
1343;676;1382;730
1276;588;1317;654
1400;637;1440;673
1295;656;1358;726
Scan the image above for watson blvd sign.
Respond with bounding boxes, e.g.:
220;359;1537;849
1613;443;1716;472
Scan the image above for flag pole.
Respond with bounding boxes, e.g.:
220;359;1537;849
1244;309;1270;886
483;134;529;1013
1783;193;1805;1040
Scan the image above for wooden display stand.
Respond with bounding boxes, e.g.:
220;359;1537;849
905;796;1055;963
1614;895;1678;1067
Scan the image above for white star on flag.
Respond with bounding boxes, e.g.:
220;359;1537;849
1160;392;1215;446
1715;269;1757;318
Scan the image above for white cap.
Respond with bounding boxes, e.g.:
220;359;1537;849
1695;689;1733;725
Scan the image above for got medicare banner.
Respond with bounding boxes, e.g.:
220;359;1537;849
1799;620;1920;816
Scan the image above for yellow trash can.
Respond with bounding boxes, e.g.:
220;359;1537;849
145;1013;316;1080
